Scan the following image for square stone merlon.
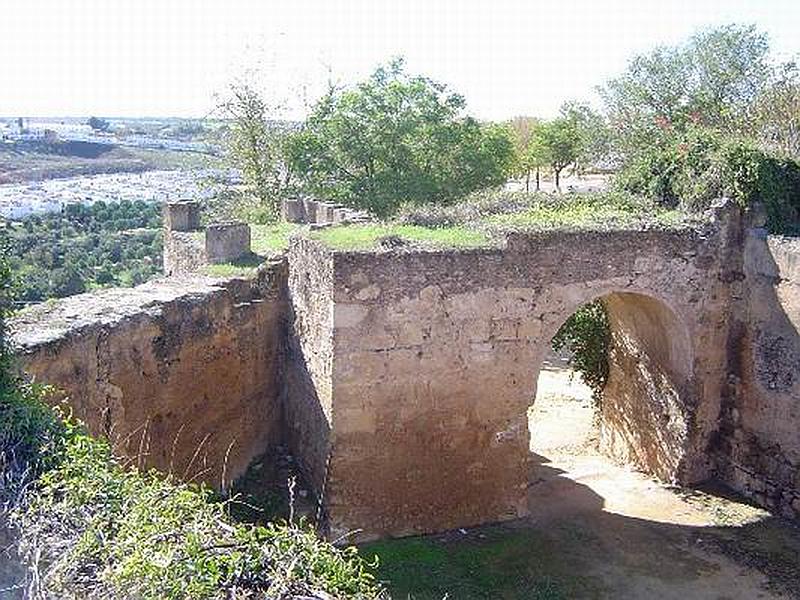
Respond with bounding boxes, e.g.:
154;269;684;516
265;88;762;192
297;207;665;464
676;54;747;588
206;222;252;264
164;200;201;232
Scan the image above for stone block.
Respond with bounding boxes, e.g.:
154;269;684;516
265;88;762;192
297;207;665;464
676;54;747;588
205;222;251;264
164;200;201;232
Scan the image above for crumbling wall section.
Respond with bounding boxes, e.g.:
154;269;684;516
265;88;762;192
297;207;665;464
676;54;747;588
721;232;800;517
11;261;288;488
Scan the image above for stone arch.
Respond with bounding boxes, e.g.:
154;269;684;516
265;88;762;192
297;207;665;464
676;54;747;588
530;287;696;483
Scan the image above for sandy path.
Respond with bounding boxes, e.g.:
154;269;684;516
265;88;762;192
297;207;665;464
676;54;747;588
526;354;792;599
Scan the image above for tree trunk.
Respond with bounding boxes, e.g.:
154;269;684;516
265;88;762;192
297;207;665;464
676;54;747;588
525;170;531;193
535;168;540;191
554;168;561;192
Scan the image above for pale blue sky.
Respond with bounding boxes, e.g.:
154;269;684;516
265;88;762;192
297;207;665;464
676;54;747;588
2;0;798;120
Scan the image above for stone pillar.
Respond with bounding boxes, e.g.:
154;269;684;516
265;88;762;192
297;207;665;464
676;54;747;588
282;198;307;223
205;222;252;264
164;200;201;232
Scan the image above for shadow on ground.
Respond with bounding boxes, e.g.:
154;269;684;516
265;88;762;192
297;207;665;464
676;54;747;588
363;454;800;599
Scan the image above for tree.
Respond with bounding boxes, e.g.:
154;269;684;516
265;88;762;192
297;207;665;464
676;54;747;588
559;102;610;172
601;24;773;157
87;116;110;132
285;59;514;217
540;118;580;191
218;84;289;223
509;117;549;192
753;62;800;159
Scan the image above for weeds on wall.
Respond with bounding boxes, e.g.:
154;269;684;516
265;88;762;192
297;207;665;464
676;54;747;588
550;300;611;408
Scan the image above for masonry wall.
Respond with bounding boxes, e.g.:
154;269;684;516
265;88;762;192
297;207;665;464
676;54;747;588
319;225;731;539
720;232;800;517
602;292;695;481
283;238;336;498
11;262;287;487
163;231;206;276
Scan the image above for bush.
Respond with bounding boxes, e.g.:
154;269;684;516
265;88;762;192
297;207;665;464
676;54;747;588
551;300;610;407
615;127;800;233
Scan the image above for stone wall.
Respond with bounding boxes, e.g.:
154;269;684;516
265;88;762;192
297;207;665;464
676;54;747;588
283;238;336;498
282;197;370;226
302;222;732;539
719;232;800;517
11;260;288;487
162;201;251;275
601;292;694;482
206;222;251;264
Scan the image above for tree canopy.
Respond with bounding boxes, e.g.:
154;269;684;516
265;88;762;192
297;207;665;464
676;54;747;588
285;59;514;217
601;24;775;157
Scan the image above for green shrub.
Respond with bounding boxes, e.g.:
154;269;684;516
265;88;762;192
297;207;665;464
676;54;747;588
1;385;383;599
551;300;610;407
615;127;800;233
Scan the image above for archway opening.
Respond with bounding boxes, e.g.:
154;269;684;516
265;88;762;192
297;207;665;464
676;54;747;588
528;291;694;519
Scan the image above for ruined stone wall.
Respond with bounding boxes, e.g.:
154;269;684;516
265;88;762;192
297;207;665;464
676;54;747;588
315;226;730;539
163;230;206;276
282;197;370;226
721;232;800;517
11;261;288;487
205;222;251;264
283;238;335;496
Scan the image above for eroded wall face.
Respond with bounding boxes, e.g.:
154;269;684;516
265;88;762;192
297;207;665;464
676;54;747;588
284;239;335;495
722;233;800;517
324;229;728;538
12;265;287;487
602;292;693;482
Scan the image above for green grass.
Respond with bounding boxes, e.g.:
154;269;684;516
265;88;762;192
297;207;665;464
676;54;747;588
362;525;603;599
202;253;264;278
307;191;705;251
250;222;302;254
311;224;490;250
487;196;692;232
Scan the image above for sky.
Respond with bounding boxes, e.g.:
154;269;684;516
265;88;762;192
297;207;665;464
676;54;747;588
1;0;799;121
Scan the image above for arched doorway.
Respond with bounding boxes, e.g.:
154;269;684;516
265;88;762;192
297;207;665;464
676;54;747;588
528;290;695;516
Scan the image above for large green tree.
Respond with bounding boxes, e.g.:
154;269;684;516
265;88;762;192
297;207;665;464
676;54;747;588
601;24;773;157
285;59;514;217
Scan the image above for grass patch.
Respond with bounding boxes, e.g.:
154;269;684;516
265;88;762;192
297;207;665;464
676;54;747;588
308;191;706;251
202;252;264;278
251;222;302;255
362;525;603;599
311;224;490;251
486;194;694;232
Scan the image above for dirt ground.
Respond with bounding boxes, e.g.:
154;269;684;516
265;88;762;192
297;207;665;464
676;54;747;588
367;354;800;599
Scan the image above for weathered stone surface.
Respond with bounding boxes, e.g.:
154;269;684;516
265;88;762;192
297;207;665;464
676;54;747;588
11;261;287;488
205;222;251;264
294;225;731;539
11;201;800;539
718;232;800;517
